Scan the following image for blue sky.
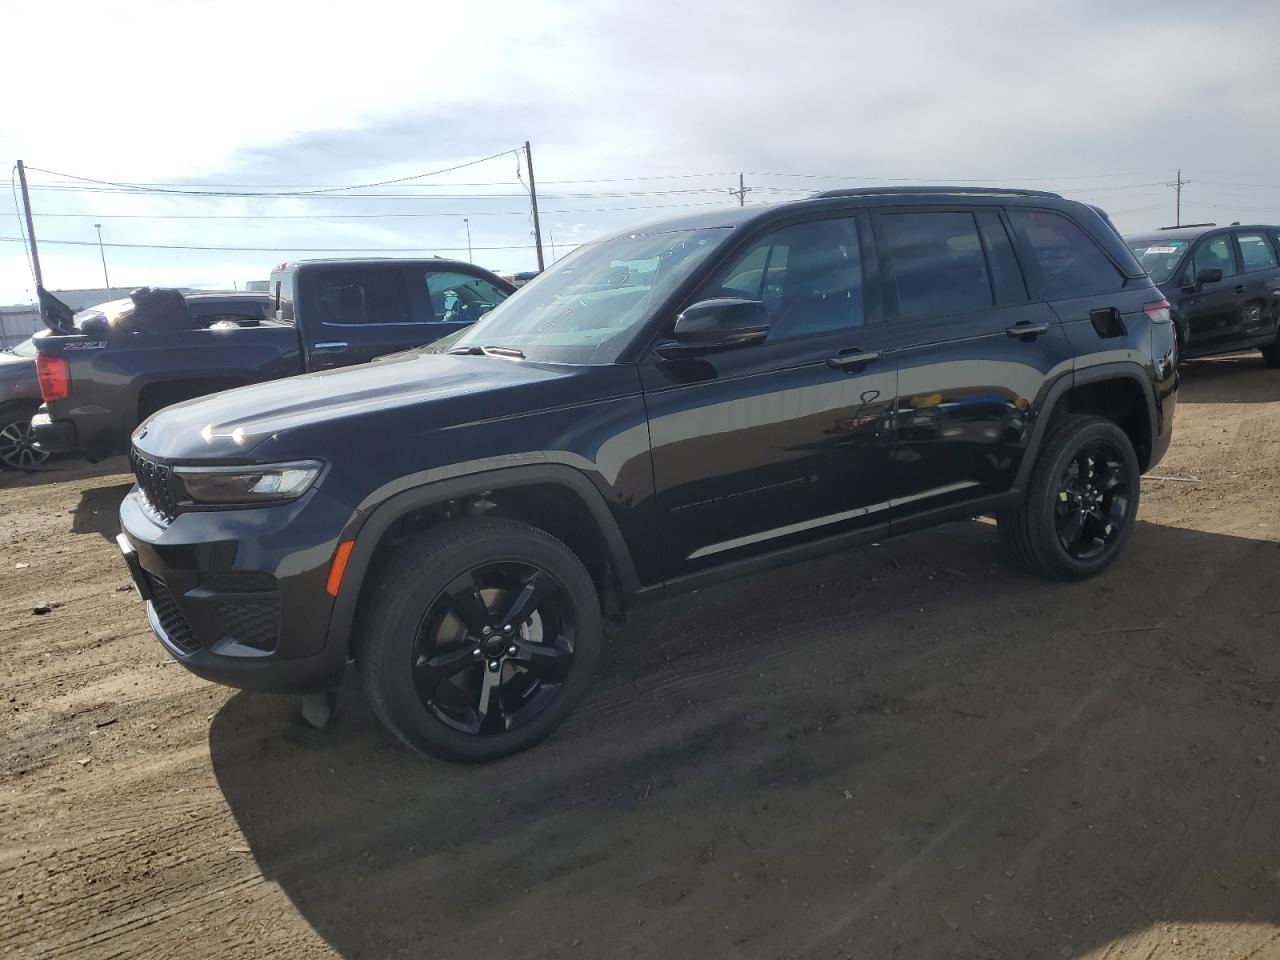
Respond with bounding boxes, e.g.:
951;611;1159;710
3;0;1280;303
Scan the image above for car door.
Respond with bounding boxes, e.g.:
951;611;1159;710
640;212;897;580
876;206;1069;518
1175;232;1244;350
302;264;433;369
1232;230;1280;343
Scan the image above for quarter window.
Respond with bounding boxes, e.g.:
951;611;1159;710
314;269;411;325
881;211;992;319
1237;232;1278;272
699;218;864;337
424;271;511;324
1007;209;1123;299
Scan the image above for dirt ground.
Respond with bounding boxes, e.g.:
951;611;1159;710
2;355;1280;960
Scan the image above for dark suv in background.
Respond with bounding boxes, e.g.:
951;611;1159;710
1127;224;1280;364
117;187;1178;761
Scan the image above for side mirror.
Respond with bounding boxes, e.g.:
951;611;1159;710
1195;267;1223;286
655;298;769;358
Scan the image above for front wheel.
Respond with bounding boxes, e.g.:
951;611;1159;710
1260;333;1280;368
359;517;602;761
998;415;1141;580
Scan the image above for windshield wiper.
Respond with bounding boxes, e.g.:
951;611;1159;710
445;345;484;355
481;345;525;359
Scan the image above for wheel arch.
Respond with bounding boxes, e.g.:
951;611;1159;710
326;464;643;658
1017;363;1158;485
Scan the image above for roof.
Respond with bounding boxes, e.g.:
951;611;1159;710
811;186;1062;200
1126;223;1279;243
272;257;487;273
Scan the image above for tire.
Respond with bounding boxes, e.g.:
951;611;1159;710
359;516;602;762
1260;336;1280;368
997;414;1141;580
0;402;51;471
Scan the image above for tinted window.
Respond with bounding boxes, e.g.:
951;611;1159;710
314;269;410;325
976;211;1028;304
881;211;991;319
1190;235;1237;282
699;217;863;337
1237;232;1278;272
189;300;269;324
1008;209;1122;299
424;271;510;324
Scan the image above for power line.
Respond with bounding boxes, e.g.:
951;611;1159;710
0;236;544;253
22;148;523;198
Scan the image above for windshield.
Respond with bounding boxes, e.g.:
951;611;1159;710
1127;240;1189;284
448;226;730;363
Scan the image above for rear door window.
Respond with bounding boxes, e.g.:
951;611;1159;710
314;269;412;326
1236;232;1278;272
1007;209;1123;299
423;271;511;324
880;210;992;319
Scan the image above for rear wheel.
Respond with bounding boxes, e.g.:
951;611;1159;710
1260;333;1280;368
0;403;50;471
360;517;602;761
998;415;1140;580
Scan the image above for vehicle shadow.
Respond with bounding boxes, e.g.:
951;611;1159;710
210;519;1280;959
1177;353;1280;404
70;482;131;540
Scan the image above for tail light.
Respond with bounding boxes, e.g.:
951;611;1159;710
1143;300;1172;324
36;355;70;402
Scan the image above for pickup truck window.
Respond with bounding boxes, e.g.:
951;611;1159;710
315;269;411;326
424;271;509;324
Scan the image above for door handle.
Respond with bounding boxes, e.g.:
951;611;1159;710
827;349;881;369
312;341;348;353
1234;285;1245;294
1005;322;1050;340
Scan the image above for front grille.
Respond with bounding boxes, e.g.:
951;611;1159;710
130;448;178;522
147;575;199;654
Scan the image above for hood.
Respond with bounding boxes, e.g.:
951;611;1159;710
132;351;571;460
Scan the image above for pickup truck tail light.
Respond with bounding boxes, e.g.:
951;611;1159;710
36;355;70;402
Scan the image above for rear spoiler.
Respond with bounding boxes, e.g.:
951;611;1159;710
37;286;78;335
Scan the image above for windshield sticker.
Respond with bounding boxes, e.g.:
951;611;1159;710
1144;246;1180;254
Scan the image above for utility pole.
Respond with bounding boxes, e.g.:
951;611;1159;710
93;223;112;295
524;141;545;271
463;217;473;262
16;160;44;290
1168;168;1189;227
729;172;751;207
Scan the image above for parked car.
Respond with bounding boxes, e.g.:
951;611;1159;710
0;336;49;470
116;187;1178;761
31;260;514;459
1126;224;1280;364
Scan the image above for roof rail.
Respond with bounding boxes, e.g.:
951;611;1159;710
810;185;1063;200
1157;222;1215;230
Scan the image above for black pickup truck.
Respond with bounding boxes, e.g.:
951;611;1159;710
31;259;515;459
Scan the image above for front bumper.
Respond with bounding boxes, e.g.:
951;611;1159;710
117;484;360;693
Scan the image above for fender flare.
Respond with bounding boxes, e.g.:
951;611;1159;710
1014;362;1158;487
324;463;642;652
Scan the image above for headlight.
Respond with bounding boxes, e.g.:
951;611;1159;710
173;460;323;506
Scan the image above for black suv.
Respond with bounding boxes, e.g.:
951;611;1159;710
117;188;1178;761
1126;224;1280;364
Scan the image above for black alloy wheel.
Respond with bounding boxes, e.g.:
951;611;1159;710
412;562;575;735
1053;440;1132;561
0;413;50;470
361;517;603;761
